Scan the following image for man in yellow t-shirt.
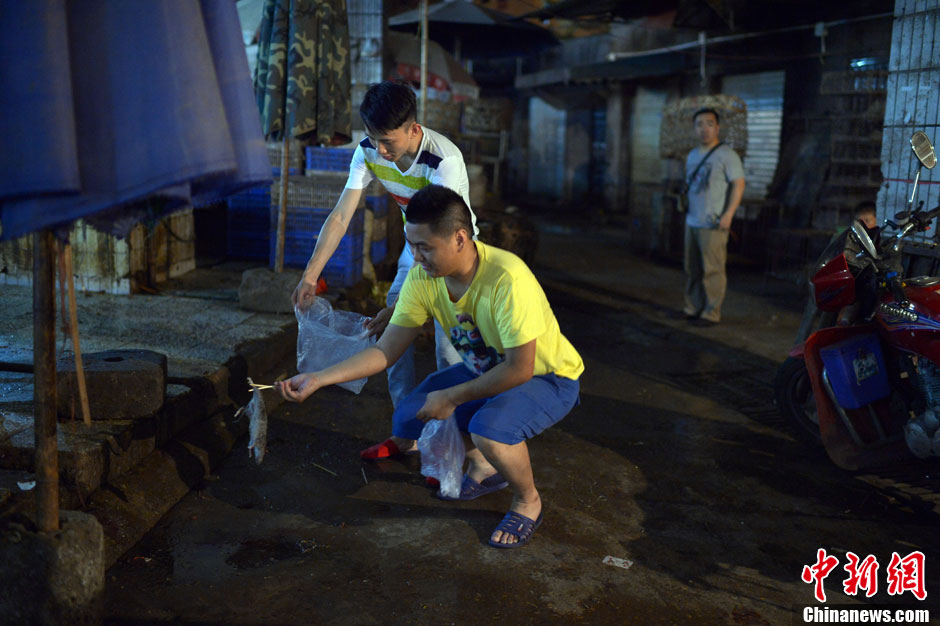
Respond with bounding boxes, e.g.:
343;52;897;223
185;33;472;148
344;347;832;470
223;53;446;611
277;185;583;549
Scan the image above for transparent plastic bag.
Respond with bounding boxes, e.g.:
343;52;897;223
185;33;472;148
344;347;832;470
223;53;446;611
418;415;466;498
295;298;376;394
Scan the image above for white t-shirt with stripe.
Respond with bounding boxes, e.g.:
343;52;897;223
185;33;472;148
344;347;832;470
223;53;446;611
345;126;478;237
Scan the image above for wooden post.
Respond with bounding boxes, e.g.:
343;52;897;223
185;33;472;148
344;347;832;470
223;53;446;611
33;229;59;533
274;135;290;273
63;244;91;426
419;0;428;126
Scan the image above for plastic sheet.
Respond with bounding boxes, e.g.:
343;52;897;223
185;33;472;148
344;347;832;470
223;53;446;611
295;298;375;394
418;415;466;498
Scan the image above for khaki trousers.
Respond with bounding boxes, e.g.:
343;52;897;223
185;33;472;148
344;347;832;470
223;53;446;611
683;225;729;323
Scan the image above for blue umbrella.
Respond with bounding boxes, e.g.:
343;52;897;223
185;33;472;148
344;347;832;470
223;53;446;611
0;0;271;240
0;0;271;532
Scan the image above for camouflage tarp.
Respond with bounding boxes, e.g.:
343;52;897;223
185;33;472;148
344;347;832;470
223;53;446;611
254;0;352;146
660;94;748;160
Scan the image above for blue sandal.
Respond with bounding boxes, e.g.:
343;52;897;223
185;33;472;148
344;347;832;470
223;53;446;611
488;510;543;549
436;472;509;501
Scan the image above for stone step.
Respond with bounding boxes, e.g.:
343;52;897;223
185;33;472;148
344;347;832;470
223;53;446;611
0;320;297;515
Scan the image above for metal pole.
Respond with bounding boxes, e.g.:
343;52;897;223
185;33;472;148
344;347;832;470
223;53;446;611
419;0;428;126
698;31;707;89
33;229;59;532
274;135;289;273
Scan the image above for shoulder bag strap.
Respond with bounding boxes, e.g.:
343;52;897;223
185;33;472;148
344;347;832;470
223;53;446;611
686;142;724;185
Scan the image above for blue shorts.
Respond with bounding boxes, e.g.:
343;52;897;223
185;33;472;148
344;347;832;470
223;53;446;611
392;364;580;445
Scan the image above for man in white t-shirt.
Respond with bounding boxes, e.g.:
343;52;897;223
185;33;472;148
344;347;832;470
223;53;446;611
682;108;746;327
291;81;479;462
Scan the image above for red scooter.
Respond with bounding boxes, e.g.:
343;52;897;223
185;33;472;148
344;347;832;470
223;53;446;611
775;131;940;470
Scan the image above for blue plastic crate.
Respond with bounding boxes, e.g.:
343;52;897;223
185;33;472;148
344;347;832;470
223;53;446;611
365;195;388;218
270;229;364;287
245;185;272;197
227;185;271;202
268;205;364;238
226;199;271;260
227;231;270;260
370;239;387;263
227;206;269;231
305;146;355;172
271;166;302;176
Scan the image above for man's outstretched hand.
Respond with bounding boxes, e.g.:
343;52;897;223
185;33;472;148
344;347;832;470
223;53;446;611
276;373;320;403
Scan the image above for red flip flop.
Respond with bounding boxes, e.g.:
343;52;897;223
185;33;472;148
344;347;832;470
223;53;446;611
360;438;404;460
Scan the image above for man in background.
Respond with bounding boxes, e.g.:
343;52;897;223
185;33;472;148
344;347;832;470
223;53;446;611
682;108;746;327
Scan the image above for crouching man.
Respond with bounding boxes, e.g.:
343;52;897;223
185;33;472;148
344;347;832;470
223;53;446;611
277;184;583;549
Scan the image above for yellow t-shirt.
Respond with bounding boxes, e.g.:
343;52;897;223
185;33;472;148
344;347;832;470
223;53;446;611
390;241;584;380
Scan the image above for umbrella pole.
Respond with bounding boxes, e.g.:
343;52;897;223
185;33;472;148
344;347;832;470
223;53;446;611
419;0;428;125
274;135;289;273
34;229;59;532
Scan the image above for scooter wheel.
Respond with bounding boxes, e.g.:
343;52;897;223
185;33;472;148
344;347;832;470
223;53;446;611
774;356;823;448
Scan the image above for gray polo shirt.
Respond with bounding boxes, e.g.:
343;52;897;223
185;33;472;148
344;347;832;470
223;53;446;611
685;144;745;228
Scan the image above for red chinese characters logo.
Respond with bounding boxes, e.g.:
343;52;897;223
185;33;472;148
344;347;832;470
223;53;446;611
886;551;927;601
802;549;840;602
843;552;879;598
802;550;927;602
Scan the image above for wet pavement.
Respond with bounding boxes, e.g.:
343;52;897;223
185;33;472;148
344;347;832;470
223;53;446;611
104;224;940;625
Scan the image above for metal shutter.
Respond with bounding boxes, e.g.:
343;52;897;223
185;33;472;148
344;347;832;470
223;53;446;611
721;71;785;200
527;97;566;197
880;1;940;245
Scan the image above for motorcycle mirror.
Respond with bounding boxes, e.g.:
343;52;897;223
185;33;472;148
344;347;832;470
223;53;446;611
850;220;880;260
911;131;937;169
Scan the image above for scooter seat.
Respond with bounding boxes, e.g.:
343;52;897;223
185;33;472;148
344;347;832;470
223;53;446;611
907;276;940;287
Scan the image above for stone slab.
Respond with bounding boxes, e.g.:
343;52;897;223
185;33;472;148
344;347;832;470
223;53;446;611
0;510;104;626
57;349;167;421
238;267;304;314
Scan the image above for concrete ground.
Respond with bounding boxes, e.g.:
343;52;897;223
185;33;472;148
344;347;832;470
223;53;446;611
102;223;940;625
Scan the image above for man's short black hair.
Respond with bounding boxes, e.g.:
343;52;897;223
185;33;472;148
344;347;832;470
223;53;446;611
692;107;720;125
360;81;417;134
854;200;877;216
406;185;473;238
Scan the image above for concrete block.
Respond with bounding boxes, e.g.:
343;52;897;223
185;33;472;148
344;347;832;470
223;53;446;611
57;350;167;421
0;510;104;626
238;267;303;314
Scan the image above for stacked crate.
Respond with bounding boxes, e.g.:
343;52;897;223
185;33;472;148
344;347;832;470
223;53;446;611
269;173;365;287
366;194;388;263
305;147;355;172
816;70;886;230
348;0;384;124
267;139;304;175
226;186;272;261
306;145;391;268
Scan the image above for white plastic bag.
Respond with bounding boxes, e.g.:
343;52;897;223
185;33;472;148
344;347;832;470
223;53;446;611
295;298;376;394
418;415;466;498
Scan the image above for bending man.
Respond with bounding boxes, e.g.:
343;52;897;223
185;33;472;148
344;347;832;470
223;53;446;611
291;81;478;461
278;185;583;549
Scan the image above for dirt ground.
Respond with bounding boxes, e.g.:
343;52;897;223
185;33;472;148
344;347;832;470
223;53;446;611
104;225;940;625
